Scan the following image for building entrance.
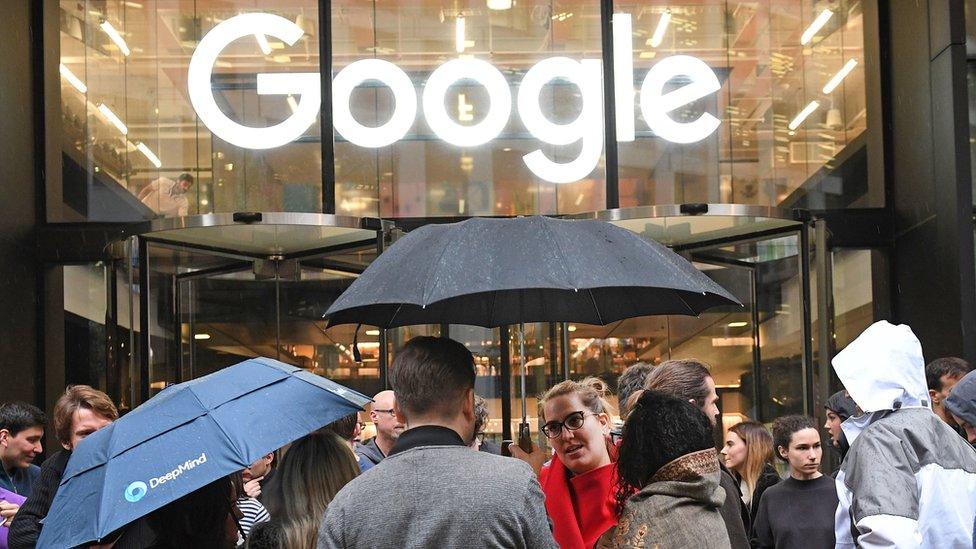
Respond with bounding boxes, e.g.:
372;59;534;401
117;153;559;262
110;205;822;447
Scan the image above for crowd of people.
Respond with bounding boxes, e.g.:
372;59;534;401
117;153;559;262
3;320;976;547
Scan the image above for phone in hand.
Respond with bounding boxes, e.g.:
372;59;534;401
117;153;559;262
517;422;533;453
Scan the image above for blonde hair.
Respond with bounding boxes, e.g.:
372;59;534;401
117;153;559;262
539;377;615;421
728;421;774;497
263;431;360;548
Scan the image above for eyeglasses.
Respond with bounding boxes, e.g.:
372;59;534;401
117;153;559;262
373;408;396;417
542;411;596;438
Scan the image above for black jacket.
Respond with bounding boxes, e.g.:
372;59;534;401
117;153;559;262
718;462;751;549
355;437;387;467
741;463;781;533
8;450;71;549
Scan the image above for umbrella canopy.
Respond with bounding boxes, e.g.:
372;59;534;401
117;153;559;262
37;357;370;548
325;216;740;328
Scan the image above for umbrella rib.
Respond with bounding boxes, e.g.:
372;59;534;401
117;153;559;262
586;289;605;325
419;232;457;306
542;218;578;288
674;291;699;316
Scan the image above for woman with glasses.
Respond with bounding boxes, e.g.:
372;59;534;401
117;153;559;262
536;377;618;549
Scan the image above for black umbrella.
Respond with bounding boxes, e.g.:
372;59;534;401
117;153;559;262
324;216;740;447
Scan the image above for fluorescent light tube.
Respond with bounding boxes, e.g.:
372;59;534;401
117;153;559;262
100;20;131;56
822;58;858;94
800;9;833;45
97;103;128;135
650;10;671;48
487;0;512;10
788;100;820;130
455;16;466;53
59;63;87;93
136;142;162;168
286;95;299;114
254;33;272;55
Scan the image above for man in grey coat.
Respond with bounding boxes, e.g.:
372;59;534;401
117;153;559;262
317;336;556;549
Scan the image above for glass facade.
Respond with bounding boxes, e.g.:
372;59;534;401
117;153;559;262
43;0;888;446
52;0;878;222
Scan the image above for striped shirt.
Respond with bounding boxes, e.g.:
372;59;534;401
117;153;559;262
236;496;271;545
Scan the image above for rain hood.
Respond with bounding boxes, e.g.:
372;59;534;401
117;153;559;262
945;370;976;427
831;321;929;443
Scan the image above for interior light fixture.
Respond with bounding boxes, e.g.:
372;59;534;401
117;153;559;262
97;103;128;135
455;16;466;54
100;20;131;56
727;321;749;328
59;63;88;93
123;1;144;8
487;0;512;10
136;142;162;168
365;329;380;336
649;9;671;48
194;333;211;340
822;58;858;94
254;33;273;55
567;325;578;332
788;100;819;130
800;9;833;45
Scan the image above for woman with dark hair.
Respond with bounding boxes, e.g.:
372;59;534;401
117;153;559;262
721;421;779;529
597;390;730;548
146;475;241;548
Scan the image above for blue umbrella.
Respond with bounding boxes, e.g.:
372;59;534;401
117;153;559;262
37;357;370;548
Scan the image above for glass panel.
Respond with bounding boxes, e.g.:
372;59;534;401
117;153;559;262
64;264;110;391
55;0;322;222
614;1;874;209
331;0;607;217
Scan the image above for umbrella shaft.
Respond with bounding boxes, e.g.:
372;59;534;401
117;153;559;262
519;322;526;422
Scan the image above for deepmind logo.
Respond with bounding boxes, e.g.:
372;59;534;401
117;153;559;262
188;13;722;184
123;452;208;503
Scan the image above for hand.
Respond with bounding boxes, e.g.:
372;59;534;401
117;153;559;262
508;441;546;477
0;500;19;528
243;476;264;499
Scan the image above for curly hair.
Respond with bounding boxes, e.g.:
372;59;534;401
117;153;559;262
771;415;817;462
613;390;714;517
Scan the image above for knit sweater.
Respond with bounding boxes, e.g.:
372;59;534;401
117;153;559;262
318;426;556;549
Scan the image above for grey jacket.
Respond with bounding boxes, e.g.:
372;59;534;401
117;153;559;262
597;448;731;549
354;437;386;467
318;427;556;549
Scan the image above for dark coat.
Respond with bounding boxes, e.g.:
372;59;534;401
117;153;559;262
742;464;780;533
718;463;751;549
7;450;71;549
354;437;386;467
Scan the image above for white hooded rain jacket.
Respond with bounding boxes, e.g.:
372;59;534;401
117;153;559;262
832;320;976;548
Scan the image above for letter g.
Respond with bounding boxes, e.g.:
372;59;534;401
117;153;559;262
187;13;321;149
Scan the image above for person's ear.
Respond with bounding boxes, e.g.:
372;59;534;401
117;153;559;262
929;389;940;405
597;412;611;433
393;400;408;427
0;429;9;447
462;388;475;421
777;445;788;460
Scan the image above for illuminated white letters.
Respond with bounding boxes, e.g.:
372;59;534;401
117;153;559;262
188;13;320;150
422;59;512;147
187;13;725;182
518;58;604;184
640;55;722;144
333;59;416;148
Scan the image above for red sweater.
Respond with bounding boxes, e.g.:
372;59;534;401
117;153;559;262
539;456;618;549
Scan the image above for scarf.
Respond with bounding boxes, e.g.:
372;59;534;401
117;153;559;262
540;453;618;549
